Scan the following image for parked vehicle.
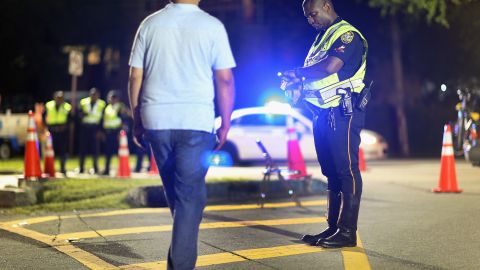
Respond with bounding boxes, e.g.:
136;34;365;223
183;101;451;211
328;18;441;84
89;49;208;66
0;111;29;159
213;104;388;165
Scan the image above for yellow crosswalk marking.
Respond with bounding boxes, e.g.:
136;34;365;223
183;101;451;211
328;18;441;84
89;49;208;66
0;223;117;270
3;199;327;226
120;237;371;269
342;235;372;270
56;217;326;240
121;244;329;269
0;198;372;270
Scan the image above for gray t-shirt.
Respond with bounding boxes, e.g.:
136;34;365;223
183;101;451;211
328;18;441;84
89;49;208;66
129;3;236;132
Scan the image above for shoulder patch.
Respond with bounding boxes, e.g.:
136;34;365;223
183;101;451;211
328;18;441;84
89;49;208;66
340;31;354;44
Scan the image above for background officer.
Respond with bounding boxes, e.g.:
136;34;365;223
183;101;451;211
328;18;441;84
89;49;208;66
101;90;128;175
44;91;71;175
282;0;368;248
78;87;105;174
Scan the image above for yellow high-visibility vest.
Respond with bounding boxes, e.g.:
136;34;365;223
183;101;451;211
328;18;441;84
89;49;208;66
80;97;106;124
103;103;124;129
45;100;71;125
303;20;368;109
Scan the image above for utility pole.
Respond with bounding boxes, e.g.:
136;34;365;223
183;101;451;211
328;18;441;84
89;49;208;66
68;50;83;155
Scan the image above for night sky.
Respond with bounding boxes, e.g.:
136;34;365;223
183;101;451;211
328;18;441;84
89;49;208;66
1;0;479;156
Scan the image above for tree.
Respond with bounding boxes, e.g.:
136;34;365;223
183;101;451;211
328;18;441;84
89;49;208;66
367;0;475;26
363;0;476;156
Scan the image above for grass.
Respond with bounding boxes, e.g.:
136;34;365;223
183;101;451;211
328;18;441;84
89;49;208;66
0;157;158;215
0;158;255;216
1;178;160;215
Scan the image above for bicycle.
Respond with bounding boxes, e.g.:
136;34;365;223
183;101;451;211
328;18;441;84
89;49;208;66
452;87;480;165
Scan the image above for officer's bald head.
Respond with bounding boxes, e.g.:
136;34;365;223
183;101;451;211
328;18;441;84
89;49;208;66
303;0;333;8
53;91;64;99
170;0;201;4
302;0;337;30
54;91;64;104
89;87;100;101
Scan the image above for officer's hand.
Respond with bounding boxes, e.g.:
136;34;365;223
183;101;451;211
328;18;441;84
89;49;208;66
285;87;303;105
280;69;302;87
215;123;230;151
281;69;297;80
286;77;302;89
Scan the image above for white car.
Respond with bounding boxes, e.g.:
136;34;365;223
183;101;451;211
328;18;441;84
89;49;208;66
214;103;388;165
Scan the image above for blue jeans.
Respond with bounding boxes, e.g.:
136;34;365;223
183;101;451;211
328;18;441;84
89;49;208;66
145;129;216;270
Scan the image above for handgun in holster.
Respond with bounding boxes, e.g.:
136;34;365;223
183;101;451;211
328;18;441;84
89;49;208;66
337;88;353;116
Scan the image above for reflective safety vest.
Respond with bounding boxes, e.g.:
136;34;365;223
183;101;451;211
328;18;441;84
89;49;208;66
303;20;368;109
80;97;106;124
103;103;124;129
45;100;72;125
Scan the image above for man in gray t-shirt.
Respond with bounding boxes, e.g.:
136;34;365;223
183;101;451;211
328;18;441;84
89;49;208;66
128;1;236;269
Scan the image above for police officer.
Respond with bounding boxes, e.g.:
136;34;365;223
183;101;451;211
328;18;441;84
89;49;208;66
101;90;128;175
281;0;369;248
44;91;72;175
78;88;106;174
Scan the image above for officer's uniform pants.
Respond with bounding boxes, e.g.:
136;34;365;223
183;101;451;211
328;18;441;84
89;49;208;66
311;105;365;195
134;145;149;172
103;128;120;174
79;124;100;173
50;128;68;174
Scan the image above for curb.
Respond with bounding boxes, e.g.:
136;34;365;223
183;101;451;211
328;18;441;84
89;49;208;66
126;178;327;207
0;179;45;208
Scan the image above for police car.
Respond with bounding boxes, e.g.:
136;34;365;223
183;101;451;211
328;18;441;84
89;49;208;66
213;103;388;165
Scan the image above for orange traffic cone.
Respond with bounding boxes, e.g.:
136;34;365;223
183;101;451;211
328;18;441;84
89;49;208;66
117;130;131;178
148;151;159;175
43;132;56;177
433;124;462;193
286;115;309;179
359;147;367;172
24;111;42;180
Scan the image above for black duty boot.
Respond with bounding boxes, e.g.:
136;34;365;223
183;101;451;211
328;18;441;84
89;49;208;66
301;190;341;245
316;192;361;248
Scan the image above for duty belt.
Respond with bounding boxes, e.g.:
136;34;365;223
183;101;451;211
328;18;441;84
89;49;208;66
303;78;364;105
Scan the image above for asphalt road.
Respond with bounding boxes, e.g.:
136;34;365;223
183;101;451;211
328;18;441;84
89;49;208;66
1;159;479;270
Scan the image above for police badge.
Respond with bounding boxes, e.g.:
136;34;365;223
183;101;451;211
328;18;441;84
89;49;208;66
341;31;354;44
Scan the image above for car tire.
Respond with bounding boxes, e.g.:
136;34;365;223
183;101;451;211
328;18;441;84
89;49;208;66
0;142;11;159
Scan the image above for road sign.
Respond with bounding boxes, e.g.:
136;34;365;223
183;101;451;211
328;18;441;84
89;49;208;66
68;50;83;76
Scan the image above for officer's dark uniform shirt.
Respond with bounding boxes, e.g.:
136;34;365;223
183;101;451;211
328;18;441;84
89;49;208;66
321;17;365;81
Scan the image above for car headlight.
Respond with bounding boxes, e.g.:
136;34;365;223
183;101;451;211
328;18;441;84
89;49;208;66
206;151;233;167
361;133;378;145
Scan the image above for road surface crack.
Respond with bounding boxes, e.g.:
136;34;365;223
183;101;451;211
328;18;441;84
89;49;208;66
200;240;281;270
51;214;62;242
74;210;108;242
